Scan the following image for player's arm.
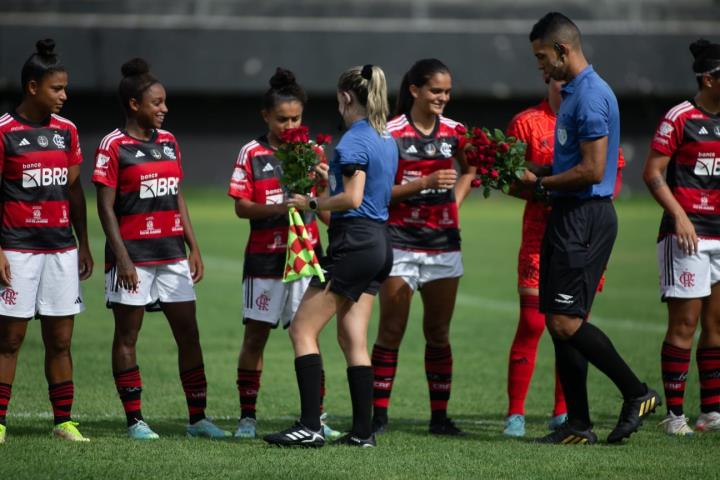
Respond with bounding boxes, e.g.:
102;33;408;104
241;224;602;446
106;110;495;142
96;184;139;291
289;169;366;212
390;169;457;204
454;146;476;206
67;165;93;280
234;198;288;220
178;192;203;284
643;150;697;255
313;162;331;225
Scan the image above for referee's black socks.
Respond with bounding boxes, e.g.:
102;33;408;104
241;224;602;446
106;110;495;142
347;366;373;439
568;322;646;399
552;338;591;430
295;354;323;431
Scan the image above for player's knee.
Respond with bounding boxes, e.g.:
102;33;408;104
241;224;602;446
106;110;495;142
243;330;269;354
45;335;72;354
668;314;699;340
423;323;449;345
377;321;405;346
0;332;25;355
545;316;577;340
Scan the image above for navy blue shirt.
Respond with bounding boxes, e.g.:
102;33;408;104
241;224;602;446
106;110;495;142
553;65;620;199
329;119;398;222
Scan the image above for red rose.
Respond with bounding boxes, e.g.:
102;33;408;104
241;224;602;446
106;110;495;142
471;178;482;188
455;124;468;136
490;169;500;179
498;143;510;154
479;166;489;175
315;134;332;145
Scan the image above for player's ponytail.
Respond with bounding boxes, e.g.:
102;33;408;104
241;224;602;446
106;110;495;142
690;38;720;88
21;39;65;91
395;59;450;116
118;58;159;113
263;67;307;110
337;64;389;135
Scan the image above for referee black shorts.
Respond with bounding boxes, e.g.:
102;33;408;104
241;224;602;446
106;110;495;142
539;197;617;319
310;217;393;302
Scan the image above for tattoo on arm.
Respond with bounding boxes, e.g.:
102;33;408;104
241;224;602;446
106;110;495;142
648;175;666;191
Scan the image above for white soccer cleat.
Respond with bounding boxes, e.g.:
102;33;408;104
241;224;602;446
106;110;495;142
695;411;720;432
658;412;694;437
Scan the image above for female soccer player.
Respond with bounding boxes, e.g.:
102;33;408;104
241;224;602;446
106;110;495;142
0;39;93;443
644;39;720;436
370;59;474;435
93;58;229;440
264;64;398;447
228;68;339;440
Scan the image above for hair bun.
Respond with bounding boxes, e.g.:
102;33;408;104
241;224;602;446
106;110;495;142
121;58;151;77
35;39;56;58
269;68;297;89
690;39;711;59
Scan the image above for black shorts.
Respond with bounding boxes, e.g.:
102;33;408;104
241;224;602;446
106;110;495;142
310;217;393;302
539;197;617;318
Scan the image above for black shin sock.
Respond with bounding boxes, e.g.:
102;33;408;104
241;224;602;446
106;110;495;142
295;354;323;431
553;337;591;430
347;366;373;438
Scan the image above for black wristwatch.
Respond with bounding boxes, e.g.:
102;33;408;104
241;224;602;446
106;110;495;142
308;197;319;211
535;177;546;196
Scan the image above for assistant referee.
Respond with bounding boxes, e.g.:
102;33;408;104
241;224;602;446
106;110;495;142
521;12;661;444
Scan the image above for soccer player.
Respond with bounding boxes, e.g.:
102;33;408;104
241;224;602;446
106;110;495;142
228;68;339;440
370;59;475;435
643;39;720;436
0;39;93;443
93;58;230;440
264;64;398;447
520;12;660;444
503;76;626;437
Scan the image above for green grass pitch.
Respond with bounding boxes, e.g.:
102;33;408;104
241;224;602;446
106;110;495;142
4;190;719;479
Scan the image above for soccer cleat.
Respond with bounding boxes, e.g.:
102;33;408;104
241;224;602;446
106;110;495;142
187;418;232;439
371;415;388;434
332;432;376;447
53;421;90;442
128;420;160;440
429;417;467;436
659;412;694;437
263;421;325;447
607;387;662;444
535;422;597;445
0;424;5;444
320;412;342;441
695;411;720;432
503;414;525;437
548;413;568;431
234;417;257;439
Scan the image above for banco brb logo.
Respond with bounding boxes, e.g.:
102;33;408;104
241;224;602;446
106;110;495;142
139;177;179;199
23;167;68;188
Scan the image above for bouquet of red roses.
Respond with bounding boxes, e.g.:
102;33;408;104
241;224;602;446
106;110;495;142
275;126;332;195
456;125;527;198
275;126;331;284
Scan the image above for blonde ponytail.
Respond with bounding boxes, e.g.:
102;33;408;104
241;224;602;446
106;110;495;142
337;64;389;135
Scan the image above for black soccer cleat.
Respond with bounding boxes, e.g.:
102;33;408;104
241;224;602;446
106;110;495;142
429;417;468;436
607;386;662;444
332;432;376;448
535;421;598;445
371;415;388;434
263;421;325;448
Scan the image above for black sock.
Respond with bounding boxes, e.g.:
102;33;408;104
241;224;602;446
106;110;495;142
347;366;373;438
553;337;591;430
295;354;322;431
568;322;645;399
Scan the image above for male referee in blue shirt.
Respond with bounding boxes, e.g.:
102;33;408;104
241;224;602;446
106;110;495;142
521;12;661;444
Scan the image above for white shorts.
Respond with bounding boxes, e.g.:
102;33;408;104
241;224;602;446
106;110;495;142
0;249;84;318
105;260;196;307
658;236;720;299
388;249;464;291
243;276;311;328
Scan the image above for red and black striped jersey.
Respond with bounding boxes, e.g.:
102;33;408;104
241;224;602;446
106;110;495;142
228;136;323;278
92;128;186;267
0;112;82;252
386;114;461;252
651;100;720;239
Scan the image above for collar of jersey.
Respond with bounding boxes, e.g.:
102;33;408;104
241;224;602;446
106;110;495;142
11;111;51;128
561;65;595;96
121;128;158;144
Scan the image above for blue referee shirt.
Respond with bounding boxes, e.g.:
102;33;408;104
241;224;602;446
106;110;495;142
329;118;398;221
553;65;620;199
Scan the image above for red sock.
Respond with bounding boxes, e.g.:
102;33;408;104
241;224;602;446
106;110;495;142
114;366;143;426
507;295;545;416
181;365;207;424
372;344;399;420
48;381;74;425
697;347;720;413
237;369;261;419
662;342;691;415
425;344;452;422
553;366;567;416
0;383;11;425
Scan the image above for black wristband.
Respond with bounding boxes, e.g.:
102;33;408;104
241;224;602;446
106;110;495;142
535;177;546;196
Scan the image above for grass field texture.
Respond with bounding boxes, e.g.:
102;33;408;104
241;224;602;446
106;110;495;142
3;190;719;479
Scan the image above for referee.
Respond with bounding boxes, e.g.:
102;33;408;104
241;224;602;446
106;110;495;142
521;12;661;444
